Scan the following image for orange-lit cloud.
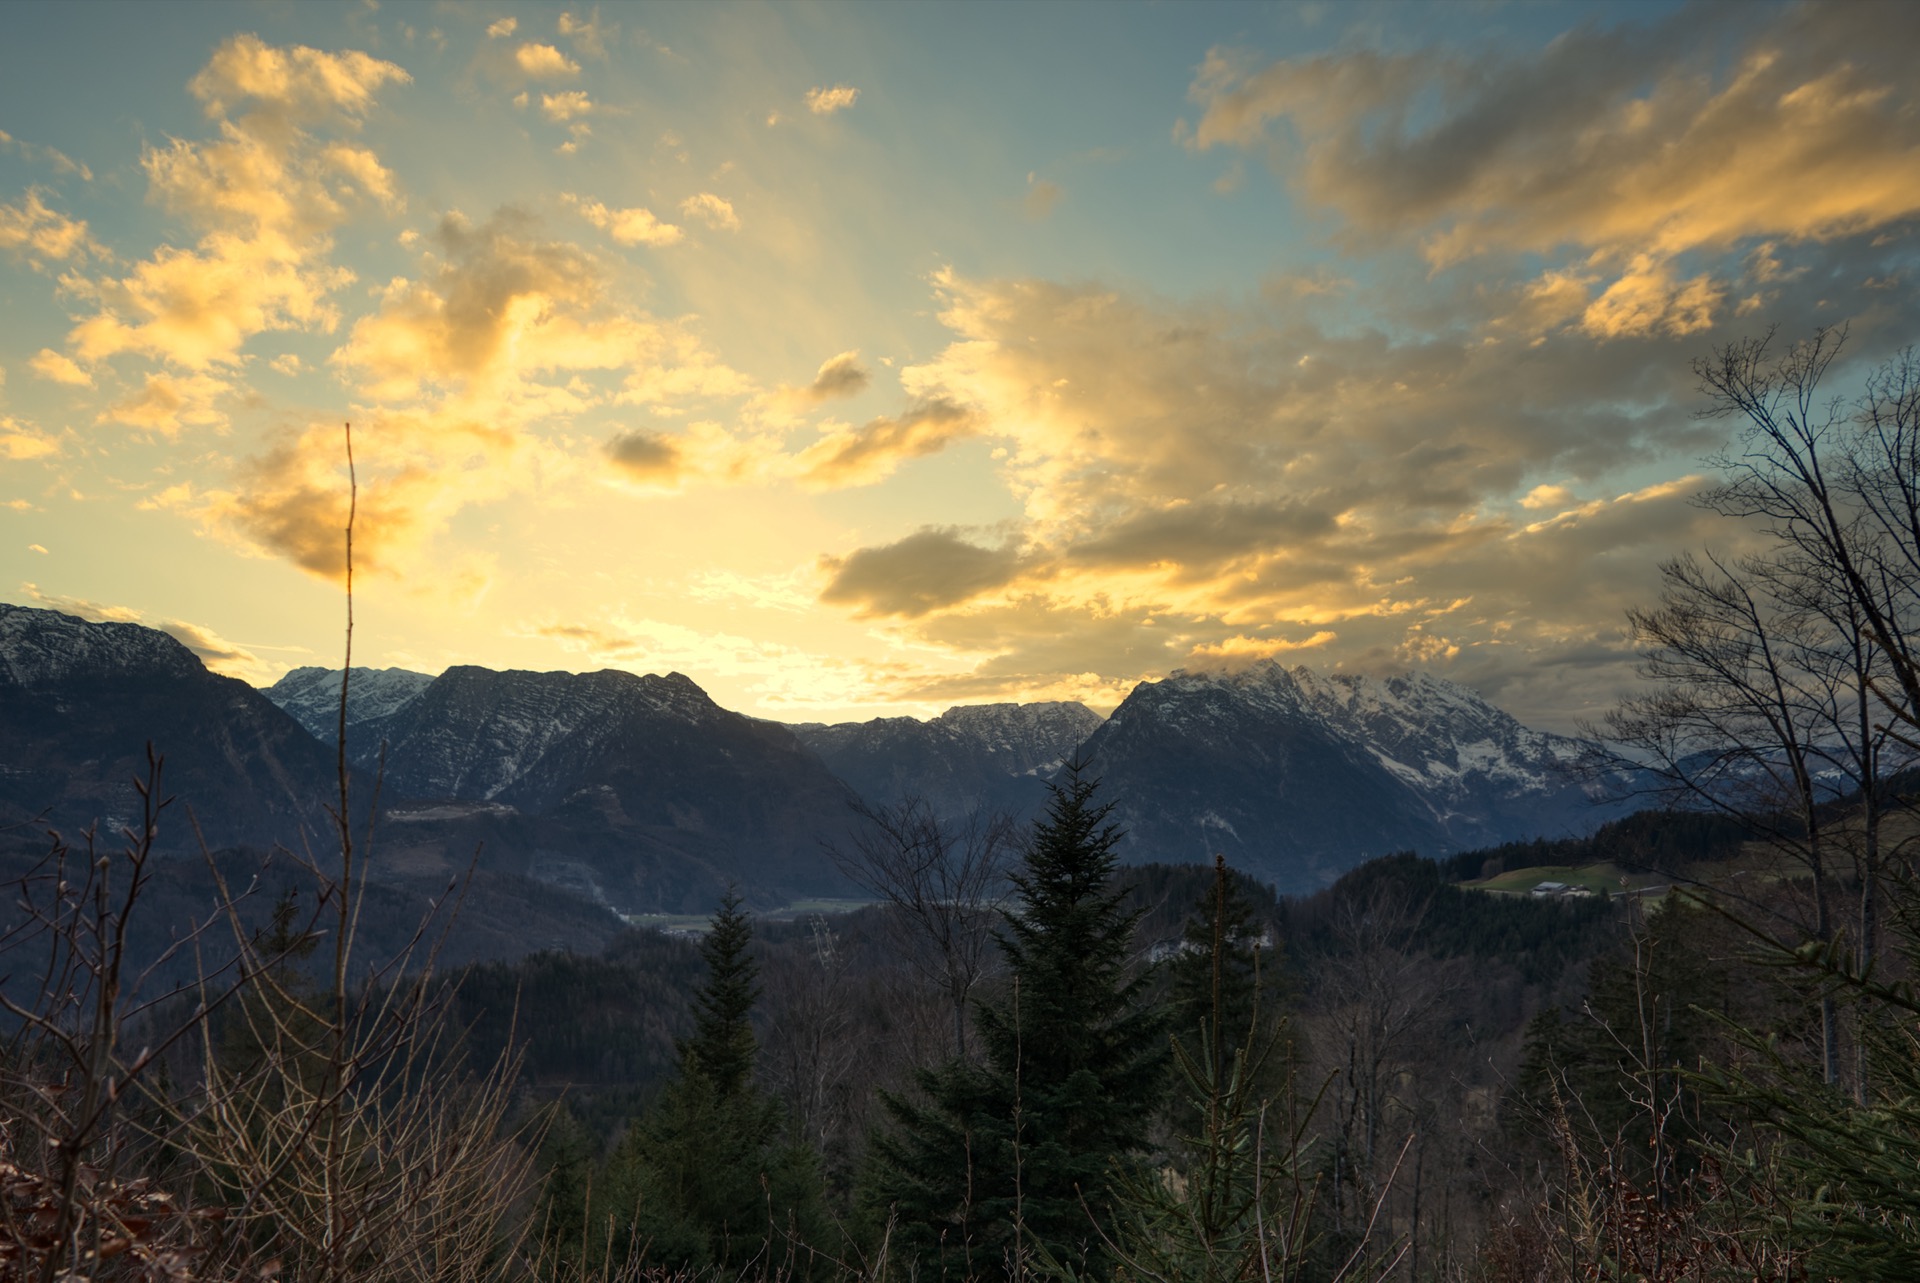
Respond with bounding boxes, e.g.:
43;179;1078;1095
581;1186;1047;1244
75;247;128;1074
679;192;739;231
796;399;975;488
1186;5;1920;351
805;85;859;115
564;193;683;247
56;35;406;380
0;189;99;265
0;416;62;460
28;348;91;386
99;371;231;435
514;43;580;79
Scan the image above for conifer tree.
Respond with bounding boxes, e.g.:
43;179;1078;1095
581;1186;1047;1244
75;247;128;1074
1165;855;1291;1141
595;887;828;1272
870;764;1167;1277
685;886;760;1096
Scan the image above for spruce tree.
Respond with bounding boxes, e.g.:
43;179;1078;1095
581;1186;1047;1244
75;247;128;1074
684;886;760;1096
596;887;828;1272
870;764;1167;1277
1166;855;1290;1140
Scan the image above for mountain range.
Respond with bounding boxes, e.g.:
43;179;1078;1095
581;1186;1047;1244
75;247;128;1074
3;603;1635;923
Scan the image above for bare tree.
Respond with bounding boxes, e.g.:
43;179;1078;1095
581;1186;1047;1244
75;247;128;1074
1605;549;1854;1083
1605;331;1920;1093
829;797;1016;1061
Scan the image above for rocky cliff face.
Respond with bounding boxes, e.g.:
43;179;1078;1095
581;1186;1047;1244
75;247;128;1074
266;666;435;747
1080;662;1626;891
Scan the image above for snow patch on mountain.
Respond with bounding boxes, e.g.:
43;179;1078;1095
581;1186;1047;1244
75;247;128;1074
265;666;436;742
0;604;204;686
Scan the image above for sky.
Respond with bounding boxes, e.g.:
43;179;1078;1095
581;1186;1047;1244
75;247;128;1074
2;0;1918;732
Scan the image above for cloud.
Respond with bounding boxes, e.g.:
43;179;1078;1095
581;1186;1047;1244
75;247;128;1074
606;429;681;481
678;192;739;231
795;398;976;488
556;11;613;59
188;32;409;122
190;209;748;580
99;372;231;434
564;193;683;246
1579;256;1724;339
540;90;593;122
515;43;580;78
1067;499;1338;575
28;348;91;386
486;16;517;38
53;36;407;378
1193;9;1920;260
791;260;1841;727
0;417;62;460
805;84;859;115
1023;176;1062;221
821;529;1028;617
0;188;100;265
1184;5;1920;353
803;350;869;401
531;611;883;713
1185;631;1338;665
0;130;94;181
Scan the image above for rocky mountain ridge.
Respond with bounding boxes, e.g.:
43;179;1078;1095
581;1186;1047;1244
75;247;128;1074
7;602;1638;909
1080;660;1627;890
791;701;1105;819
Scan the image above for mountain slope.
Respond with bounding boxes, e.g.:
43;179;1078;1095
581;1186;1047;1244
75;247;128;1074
266;665;435;748
1080;662;1623;891
273;665;862;910
793;701;1104;818
0;605;343;851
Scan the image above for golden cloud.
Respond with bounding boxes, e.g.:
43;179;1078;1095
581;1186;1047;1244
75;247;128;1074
564;193;683;247
188;32;408;122
29;348;91;386
540;91;593;122
1185;7;1920;354
515;43;580;79
99;371;231;435
795;267;1764;724
0;188;99;265
805;85;859;115
1190;11;1920;265
200;209;749;581
795;399;975;488
678;192;739;231
0;416;62;460
55;36;407;380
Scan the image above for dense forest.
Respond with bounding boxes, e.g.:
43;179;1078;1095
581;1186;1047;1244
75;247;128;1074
4;330;1920;1282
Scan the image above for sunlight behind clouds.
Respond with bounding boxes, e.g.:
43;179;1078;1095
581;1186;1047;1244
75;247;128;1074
2;3;1916;728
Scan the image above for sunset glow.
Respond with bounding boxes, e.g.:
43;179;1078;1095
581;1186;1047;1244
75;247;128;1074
3;1;1917;729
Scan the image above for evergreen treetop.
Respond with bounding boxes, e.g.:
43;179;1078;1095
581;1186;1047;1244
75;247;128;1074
683;884;760;1097
870;763;1168;1278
